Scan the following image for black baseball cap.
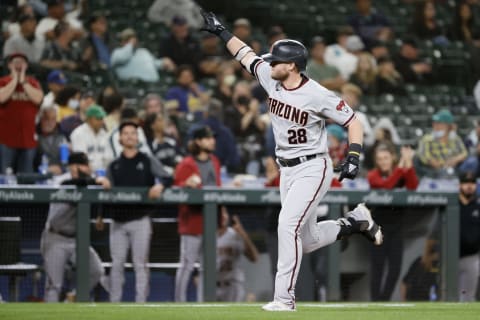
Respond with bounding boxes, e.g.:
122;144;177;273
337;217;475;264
459;171;476;184
192;126;215;139
68;152;89;165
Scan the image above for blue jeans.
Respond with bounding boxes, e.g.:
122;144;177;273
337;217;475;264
0;144;36;174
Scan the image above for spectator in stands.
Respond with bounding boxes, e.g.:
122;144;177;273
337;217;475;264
70;104;112;172
267;26;286;49
349;52;378;95
102;92;124;134
3;4;35;39
165;65;211;115
104;121;169;303
368;143;418;301
40;20;81;71
0;52;43;174
41;69;67;109
341;83;375;147
417;109;468;178
158;16;201;73
54;85;80;122
3;13;45;64
216;206;259;302
36;0;83;40
326;124;348;168
369;40;391;60
111;28;175;82
232;18;262;54
409;0;449;46
457;171;480;302
448;1;476;43
108;108;151;159
34;106;67;175
144;112;184;176
147;0;204;29
142;93;164;117
174;125;221;302
81;12;112;71
393;37;433;84
41;151;110;302
224;81;266;175
306;36;346;92
376;56;407;95
199;99;240;172
364;120;402;170
213;61;237;106
198;33;228;78
59;89;96;139
347;0;393;48
324;26;359;80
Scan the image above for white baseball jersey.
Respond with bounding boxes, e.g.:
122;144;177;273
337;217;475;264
248;58;356;159
216;227;245;283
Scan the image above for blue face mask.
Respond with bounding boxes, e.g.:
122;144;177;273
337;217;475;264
68;99;80;109
432;130;445;139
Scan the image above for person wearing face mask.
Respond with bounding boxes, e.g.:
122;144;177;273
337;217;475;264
417;109;468;178
457;171;480;302
367;143;418;301
41;151;110;302
53;85;80;122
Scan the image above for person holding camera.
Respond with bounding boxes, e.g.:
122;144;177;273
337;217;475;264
41;152;110;302
224;81;266;174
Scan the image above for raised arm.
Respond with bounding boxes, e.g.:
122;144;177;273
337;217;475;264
201;11;257;68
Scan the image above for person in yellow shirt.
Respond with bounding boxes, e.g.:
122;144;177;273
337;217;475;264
54;86;80;122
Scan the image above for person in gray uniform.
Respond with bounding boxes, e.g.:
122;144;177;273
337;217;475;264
216;206;259;302
104;121;170;302
41;152;111;302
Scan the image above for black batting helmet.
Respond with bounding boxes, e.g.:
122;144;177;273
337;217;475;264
261;39;308;72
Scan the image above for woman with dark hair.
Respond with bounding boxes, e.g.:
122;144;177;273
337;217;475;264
448;1;476;43
144;112;183;175
409;0;448;45
54;85;80;121
367;143;419;301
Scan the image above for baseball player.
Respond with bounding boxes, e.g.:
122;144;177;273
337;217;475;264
201;11;383;311
41;152;110;302
216;206;259;301
104;121;170;302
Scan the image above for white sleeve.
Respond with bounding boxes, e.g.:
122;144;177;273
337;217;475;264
245;57;275;93
317;89;356;127
70;127;87;153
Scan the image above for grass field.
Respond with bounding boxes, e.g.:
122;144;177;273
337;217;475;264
1;302;480;320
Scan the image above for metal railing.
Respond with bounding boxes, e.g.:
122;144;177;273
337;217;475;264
0;186;458;302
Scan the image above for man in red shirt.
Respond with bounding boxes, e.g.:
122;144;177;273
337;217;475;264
174;126;221;302
0;52;44;173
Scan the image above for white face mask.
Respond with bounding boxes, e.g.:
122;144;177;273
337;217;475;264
432;130;445;139
223;74;236;87
68;99;80;109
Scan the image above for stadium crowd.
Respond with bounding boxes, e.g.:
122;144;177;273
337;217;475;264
1;0;480;303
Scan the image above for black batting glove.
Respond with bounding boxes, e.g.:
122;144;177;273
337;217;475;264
335;143;362;181
200;10;233;42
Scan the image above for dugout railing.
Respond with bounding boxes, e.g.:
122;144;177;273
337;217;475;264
0;186;458;302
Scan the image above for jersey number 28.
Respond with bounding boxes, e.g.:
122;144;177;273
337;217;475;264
288;128;307;144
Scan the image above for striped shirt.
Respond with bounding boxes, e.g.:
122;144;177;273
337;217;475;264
417;133;467;166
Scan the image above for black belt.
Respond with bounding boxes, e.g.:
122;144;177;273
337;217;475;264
277;153;325;167
49;227;75;238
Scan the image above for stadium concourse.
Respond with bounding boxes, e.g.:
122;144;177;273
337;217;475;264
0;0;480;304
